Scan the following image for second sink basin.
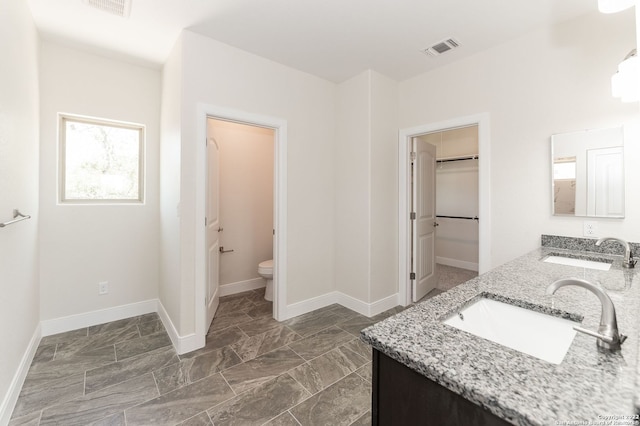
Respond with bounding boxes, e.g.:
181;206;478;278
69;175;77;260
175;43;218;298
442;297;579;364
542;254;612;271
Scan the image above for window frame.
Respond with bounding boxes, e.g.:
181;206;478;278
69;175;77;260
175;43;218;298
59;113;145;204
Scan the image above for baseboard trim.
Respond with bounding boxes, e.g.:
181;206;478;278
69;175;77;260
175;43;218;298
40;300;158;337
334;292;399;317
333;292;369;316
368;293;401;317
436;256;479;272
219;278;265;297
34;286;398;365
284;291;340;320
39;299;205;357
0;323;41;425
157;301;203;355
284;291;400;320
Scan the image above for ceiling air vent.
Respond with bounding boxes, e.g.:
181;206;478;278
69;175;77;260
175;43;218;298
82;0;132;18
421;38;460;57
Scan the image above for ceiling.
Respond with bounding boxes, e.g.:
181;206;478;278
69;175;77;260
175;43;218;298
27;0;598;83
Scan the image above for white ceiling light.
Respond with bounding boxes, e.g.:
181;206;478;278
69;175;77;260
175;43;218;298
82;0;132;18
598;0;635;13
611;49;639;102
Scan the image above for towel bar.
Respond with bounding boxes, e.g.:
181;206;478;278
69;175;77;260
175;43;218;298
0;209;31;228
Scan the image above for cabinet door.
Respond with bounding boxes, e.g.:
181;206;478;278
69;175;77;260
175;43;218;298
372;350;511;426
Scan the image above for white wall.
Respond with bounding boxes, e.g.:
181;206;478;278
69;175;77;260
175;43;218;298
335;72;370;302
39;42;161;321
369;71;399;303
209;119;274;286
0;0;40;421
335;70;399;306
159;37;183;331
160;30;337;335
399;10;639;269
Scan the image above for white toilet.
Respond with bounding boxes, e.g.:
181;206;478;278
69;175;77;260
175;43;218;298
258;259;274;301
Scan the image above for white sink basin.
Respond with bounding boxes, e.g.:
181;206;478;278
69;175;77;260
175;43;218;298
542;255;611;271
442;297;579;364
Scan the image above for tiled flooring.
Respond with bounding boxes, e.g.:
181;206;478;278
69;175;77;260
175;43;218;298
9;264;474;426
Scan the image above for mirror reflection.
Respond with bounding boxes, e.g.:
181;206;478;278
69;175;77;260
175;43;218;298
551;126;624;218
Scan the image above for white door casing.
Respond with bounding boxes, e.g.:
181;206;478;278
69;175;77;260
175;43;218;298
196;103;288;353
412;138;437;302
205;136;220;329
398;112;491;307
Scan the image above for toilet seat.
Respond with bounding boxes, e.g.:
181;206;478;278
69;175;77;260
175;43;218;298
258;259;273;276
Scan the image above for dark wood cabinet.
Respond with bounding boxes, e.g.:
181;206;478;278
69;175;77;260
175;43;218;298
372;349;512;426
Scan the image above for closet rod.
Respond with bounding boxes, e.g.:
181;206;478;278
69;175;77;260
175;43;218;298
436;215;479;222
436;155;478;163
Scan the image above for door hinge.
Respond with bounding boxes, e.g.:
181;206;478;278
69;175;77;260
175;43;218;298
410;212;416;220
205;217;207;226
410;151;416;161
410;272;416;280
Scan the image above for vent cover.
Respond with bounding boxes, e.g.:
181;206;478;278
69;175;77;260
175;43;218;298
421;38;460;57
83;0;132;17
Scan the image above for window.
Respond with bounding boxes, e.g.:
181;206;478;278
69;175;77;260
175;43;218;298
59;114;144;203
553;157;577;180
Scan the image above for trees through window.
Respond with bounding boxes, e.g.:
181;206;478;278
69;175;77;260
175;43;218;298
59;114;144;203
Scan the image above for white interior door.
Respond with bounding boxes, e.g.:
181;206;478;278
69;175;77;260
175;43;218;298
412;138;437;302
205;136;221;329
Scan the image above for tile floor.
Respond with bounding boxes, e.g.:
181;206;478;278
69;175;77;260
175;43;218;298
9;264;475;426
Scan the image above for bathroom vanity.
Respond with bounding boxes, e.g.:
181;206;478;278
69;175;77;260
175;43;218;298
361;236;640;425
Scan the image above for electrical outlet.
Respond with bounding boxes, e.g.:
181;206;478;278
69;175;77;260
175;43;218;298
583;221;598;237
99;281;109;295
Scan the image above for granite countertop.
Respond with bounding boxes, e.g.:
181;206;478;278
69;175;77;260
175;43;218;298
361;245;640;426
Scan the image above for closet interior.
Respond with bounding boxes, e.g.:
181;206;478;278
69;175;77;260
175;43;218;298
416;125;479;272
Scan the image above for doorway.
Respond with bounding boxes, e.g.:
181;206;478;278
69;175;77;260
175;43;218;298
205;118;275;329
195;104;288;347
425;125;480;271
398;113;491;306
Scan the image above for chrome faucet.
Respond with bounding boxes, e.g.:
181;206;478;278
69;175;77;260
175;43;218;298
546;278;627;351
596;237;636;268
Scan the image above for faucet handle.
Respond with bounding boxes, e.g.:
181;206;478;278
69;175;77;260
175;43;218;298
573;326;627;348
573;326;614;344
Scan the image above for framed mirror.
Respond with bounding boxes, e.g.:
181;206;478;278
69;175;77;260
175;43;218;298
551;126;624;218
